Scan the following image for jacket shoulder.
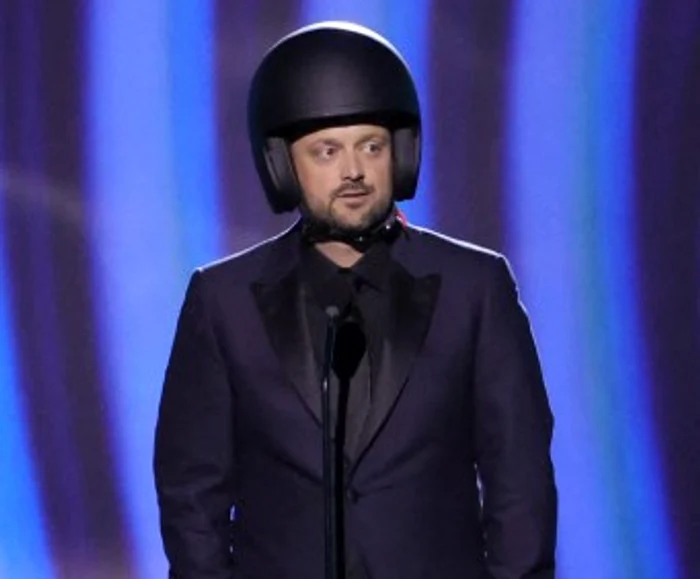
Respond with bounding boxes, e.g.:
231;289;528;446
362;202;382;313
402;224;510;277
194;224;296;287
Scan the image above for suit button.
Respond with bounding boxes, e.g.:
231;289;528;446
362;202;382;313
346;488;360;504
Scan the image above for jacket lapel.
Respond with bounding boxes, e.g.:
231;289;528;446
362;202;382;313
353;265;441;466
249;223;441;449
250;223;323;425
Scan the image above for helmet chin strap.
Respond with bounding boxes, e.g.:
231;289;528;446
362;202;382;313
301;204;406;252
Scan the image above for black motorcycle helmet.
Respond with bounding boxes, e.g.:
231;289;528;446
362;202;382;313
247;21;422;214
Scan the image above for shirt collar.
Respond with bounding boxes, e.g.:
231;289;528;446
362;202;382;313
300;239;393;310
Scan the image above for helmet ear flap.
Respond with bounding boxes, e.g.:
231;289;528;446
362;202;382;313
263;137;302;213
392;126;421;201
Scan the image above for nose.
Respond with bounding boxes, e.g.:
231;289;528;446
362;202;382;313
341;150;364;181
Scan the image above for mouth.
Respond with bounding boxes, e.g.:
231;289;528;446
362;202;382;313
334;192;371;210
336;186;372;198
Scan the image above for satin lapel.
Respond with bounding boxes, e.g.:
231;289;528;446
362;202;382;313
353;268;441;466
251;261;322;426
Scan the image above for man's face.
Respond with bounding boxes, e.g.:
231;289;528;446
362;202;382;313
289;124;393;235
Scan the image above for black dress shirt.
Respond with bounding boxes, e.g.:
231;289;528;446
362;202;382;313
300;239;393;399
299;240;395;579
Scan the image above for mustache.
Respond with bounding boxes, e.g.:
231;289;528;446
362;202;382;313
331;182;375;198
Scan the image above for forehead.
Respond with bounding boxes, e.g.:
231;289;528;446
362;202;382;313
293;123;390;146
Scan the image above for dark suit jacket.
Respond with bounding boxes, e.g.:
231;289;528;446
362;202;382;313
154;222;557;579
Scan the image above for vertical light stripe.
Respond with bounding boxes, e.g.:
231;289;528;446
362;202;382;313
507;1;677;577
506;2;617;577
0;185;54;579
299;1;385;30
0;4;54;556
298;1;435;227
87;0;222;574
2;3;83;574
169;0;221;266
86;2;180;577
586;1;678;575
384;0;433;228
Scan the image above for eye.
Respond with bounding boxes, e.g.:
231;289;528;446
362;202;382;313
363;140;386;156
311;144;337;161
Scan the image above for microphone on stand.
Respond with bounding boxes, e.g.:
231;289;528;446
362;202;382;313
321;305;340;579
330;305;367;577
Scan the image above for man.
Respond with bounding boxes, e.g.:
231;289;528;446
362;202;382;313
154;22;557;579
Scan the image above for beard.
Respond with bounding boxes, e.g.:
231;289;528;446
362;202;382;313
300;182;394;239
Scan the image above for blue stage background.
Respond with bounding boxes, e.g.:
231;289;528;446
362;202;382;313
0;1;698;577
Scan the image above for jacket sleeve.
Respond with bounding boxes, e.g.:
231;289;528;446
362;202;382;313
473;256;557;579
154;270;235;579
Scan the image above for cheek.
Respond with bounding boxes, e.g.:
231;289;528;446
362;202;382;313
370;163;393;196
296;166;335;208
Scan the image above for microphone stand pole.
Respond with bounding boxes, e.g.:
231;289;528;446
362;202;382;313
322;306;340;579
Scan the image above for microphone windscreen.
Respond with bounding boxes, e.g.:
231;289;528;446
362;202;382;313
325;305;340;320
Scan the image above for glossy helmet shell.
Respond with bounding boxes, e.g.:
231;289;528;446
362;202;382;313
247;21;421;213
